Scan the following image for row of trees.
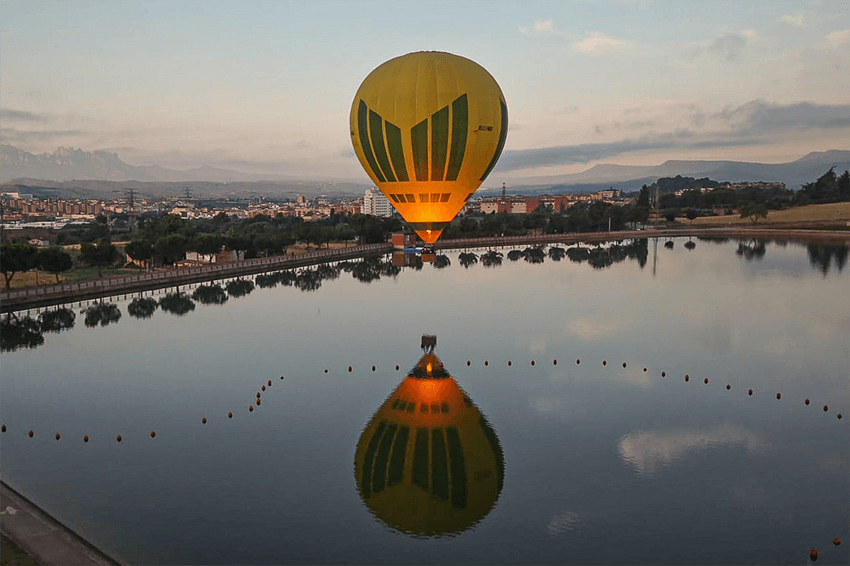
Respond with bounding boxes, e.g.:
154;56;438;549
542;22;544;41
0;240;118;289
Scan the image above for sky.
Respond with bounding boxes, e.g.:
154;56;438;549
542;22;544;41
2;0;849;185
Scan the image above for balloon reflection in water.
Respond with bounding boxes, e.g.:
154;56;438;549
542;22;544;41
355;339;504;538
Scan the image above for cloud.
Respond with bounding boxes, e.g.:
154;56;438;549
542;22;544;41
0;109;47;122
571;32;635;55
820;28;850;50
519;19;554;36
779;13;806;27
494;134;751;171
715;100;850;134
0;127;84;144
707;33;748;62
618;424;762;475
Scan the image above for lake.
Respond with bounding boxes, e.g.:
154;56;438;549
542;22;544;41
1;236;848;565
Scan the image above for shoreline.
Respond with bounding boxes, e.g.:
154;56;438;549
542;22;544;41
2;227;849;314
0;481;123;566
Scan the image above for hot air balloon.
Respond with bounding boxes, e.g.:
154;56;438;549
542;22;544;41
354;337;504;537
350;51;508;246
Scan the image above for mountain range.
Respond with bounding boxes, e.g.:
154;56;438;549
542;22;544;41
2;144;848;198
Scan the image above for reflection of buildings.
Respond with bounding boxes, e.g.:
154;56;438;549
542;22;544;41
355;340;504;537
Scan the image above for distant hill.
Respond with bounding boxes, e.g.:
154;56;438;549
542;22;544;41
507;150;850;194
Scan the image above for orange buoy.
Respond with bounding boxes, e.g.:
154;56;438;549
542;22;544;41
507;360;512;367
116;435;122;443
83;435;89;443
704;378;709;385
685;375;690;382
833;538;841;546
267;380;272;386
602;360;607;366
249;405;254;412
748;389;754;396
55;433;61;440
661;371;666;377
28;430;34;438
805;398;810;406
151;431;156;438
371;365;376;371
262;385;266;391
726;384;731;390
553;359;558;365
823;404;828;412
228;412;233;419
466;360;471;366
202;417;207;424
348;366;353;372
257;392;261;398
485;360;489;366
776;393;781;400
256;399;261;406
810;548;818;561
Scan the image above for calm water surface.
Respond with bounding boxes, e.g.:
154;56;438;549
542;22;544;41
1;237;848;565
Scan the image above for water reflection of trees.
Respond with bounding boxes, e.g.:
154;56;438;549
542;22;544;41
736;240;767;261
128;297;159;318
83;302;122;328
192;284;228;305
38;307;75;332
1;313;44;351
548;246;566;261
226;279;255;297
159;292;196;316
566;240;648;269
458;252;478;268
481;250;502;267
807;243;848;275
434;255;451;268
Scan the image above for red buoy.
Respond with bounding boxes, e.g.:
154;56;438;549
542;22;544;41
267;380;272;386
371;365;376;371
324;368;328;374
530;360;535;366
507;360;512;367
256;399;261;406
726;384;731;390
151;431;156;438
622;362;627;368
643;368;647;372
395;364;399;371
348;366;352;372
257;392;261;398
748;389;753;396
661;371;666;377
280;375;284;380
684;375;690;382
262;385;266;391
83;435;89;443
202;417;207;424
485;360;489;366
576;359;581;365
116;435;122;443
228;412;233;419
810;548;818;561
55;433;61;440
466;360;471;366
602;360;607;366
1;424;5;433
776;393;781;400
28;430;33;438
804;398;810;406
823;405;829;412
553;359;558;365
704;378;709;385
837;413;843;420
249;406;254;412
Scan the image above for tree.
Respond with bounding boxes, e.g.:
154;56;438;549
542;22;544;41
38;247;74;283
1;243;40;289
124;239;153;268
80;239;119;276
739;202;768;223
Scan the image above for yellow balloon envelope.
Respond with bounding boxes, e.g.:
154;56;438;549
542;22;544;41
350;51;508;244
